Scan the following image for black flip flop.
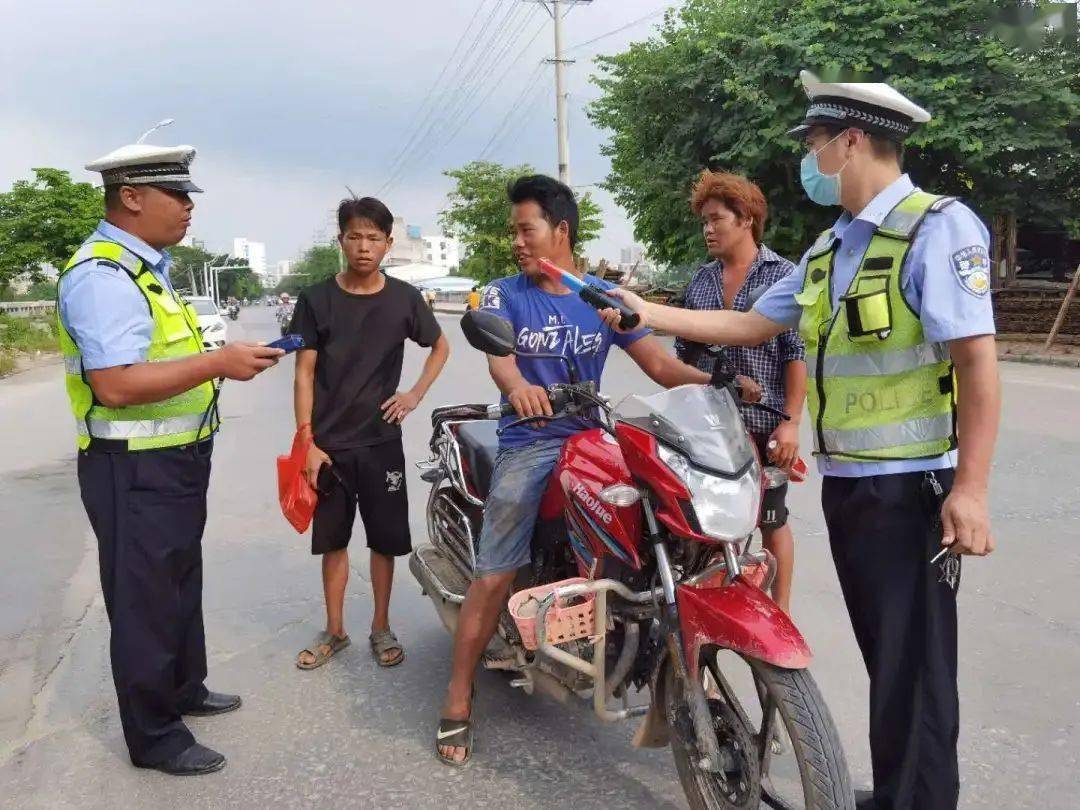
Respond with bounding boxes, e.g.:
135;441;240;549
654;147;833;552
435;718;473;767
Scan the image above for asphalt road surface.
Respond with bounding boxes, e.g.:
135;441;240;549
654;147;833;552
1;305;1078;809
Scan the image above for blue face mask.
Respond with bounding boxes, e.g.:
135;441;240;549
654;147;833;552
800;131;849;207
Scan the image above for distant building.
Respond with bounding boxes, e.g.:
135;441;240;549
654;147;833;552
617;245;654;283
423;236;460;270
384;262;446;285
416;275;477;293
384;218;426;267
177;235;207;250
232;238;267;277
263;259;293;290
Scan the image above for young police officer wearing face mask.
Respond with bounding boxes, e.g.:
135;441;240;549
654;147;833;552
602;70;1001;810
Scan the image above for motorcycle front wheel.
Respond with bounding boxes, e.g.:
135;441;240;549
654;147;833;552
666;649;854;810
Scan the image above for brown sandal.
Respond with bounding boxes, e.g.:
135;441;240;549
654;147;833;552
296;631;350;670
369;629;405;668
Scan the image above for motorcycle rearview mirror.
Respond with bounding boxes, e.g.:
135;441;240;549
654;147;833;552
460;310;516;357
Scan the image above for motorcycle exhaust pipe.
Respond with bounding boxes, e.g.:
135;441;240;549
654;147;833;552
510;668;575;705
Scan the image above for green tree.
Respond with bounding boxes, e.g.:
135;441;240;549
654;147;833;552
589;0;1080;266
439;160;603;284
166;246;266;300
17;279;57;301
168;244;214;294
0;168;103;296
215;260;264;301
275;244;340;295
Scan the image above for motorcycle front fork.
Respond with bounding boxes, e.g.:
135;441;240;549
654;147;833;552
642;497;726;773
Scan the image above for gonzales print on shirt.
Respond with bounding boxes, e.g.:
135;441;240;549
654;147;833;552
515;312;605;356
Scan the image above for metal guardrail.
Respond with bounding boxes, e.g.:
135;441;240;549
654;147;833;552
0;301;55;316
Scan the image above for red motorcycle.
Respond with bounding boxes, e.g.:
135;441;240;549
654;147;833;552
410;311;853;809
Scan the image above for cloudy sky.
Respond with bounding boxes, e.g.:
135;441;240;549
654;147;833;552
1;0;678;266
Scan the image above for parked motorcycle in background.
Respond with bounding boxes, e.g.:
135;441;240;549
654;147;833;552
410;310;854;810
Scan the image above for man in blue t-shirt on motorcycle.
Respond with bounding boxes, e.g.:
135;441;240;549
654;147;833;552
436;175;727;766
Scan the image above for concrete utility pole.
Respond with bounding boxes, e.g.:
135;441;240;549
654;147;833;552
551;0;570;184
533;0;592;185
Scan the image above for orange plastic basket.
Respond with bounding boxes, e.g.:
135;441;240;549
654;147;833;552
507;577;596;651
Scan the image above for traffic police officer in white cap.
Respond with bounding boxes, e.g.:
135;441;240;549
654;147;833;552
58;136;284;775
602;70;1000;809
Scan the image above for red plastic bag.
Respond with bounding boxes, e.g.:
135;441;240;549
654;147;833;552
277;427;318;533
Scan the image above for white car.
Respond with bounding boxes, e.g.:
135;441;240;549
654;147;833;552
186;296;228;350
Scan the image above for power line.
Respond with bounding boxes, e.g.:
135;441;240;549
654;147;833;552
564;6;668;53
488;80;551;161
443;14;548;145
375;0;504;194
381;4;544;195
374;1;493;190
376;1;527;196
481;61;548;159
403;12;546;181
447;3;538;120
480;63;550;160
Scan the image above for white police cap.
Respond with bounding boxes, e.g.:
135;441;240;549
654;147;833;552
788;69;931;141
85;144;202;193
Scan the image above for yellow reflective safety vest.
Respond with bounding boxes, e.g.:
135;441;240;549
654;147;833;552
795;190;957;462
57;239;219;451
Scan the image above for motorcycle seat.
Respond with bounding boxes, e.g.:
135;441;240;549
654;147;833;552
455;420;500;499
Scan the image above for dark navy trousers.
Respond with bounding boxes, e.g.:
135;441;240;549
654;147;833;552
77;441;212;765
822;469;961;810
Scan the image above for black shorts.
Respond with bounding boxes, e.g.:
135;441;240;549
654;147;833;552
750;432;789;530
311;439;412;557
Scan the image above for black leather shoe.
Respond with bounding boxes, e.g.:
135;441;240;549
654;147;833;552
136;743;225;776
181;691;242;717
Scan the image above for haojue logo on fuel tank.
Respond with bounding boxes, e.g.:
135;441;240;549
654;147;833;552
572;481;613;525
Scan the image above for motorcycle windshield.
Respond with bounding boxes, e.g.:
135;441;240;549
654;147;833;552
613;384;754;476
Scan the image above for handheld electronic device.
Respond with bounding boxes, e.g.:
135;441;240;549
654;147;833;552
536;258;641;331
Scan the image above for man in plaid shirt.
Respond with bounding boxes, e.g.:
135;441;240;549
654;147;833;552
674;171;807;613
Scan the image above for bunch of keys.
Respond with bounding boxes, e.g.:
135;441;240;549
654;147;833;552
926;473;953;564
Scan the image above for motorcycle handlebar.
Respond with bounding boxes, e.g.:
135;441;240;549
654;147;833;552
487;386;576;421
710;365;791;422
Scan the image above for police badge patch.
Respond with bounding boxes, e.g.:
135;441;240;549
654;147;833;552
951;245;991;297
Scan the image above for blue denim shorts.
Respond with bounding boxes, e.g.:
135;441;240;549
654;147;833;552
474;438;566;576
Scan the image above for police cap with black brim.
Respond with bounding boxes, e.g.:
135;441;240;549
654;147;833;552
787;69;931;141
85;143;203;193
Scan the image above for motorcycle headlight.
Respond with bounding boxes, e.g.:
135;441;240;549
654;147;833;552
657;442;761;541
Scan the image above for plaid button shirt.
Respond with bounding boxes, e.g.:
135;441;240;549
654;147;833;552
674;245;806;436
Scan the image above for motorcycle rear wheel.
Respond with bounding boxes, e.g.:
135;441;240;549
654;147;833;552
667;650;854;810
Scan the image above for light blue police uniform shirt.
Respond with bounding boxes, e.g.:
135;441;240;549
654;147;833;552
58;220;176;371
753;174;996;478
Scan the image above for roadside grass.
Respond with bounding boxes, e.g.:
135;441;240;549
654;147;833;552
0;313;59;377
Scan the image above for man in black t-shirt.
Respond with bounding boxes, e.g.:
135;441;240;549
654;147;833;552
290;197;449;671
